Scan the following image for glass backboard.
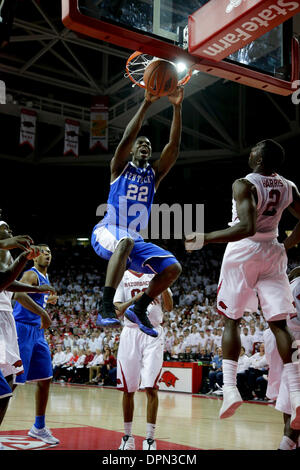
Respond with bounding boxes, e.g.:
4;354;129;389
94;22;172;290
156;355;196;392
62;0;299;95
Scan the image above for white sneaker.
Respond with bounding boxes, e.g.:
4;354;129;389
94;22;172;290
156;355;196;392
290;391;300;430
219;385;243;419
143;438;157;450
119;435;135;450
28;425;60;445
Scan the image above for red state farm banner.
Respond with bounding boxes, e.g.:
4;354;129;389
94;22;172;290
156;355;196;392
19;108;37;150
188;0;300;61
89;96;109;151
64;118;80;157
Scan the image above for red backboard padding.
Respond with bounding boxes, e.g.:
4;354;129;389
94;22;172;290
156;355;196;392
189;0;300;61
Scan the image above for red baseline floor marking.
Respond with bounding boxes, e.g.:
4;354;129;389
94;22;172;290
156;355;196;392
0;427;202;450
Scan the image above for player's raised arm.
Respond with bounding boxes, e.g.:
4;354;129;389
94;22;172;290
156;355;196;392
152;87;183;189
185;179;257;250
110;90;160;182
0;235;34;251
0;248;39;292
284;185;300;252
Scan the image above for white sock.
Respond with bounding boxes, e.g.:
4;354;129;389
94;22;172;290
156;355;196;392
222;359;238;387
146;423;156;440
124;422;132;437
284;362;300;392
278;435;296;450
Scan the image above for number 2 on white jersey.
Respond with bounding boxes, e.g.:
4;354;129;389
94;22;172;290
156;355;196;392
263;189;281;216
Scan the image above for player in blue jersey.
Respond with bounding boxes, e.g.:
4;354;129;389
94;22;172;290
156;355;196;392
12;244;60;446
92;87;183;336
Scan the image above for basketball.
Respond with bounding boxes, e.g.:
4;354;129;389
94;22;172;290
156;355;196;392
143;59;178;97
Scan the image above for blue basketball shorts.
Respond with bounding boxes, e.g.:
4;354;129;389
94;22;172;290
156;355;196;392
0;369;12;399
14;322;53;384
91;223;178;274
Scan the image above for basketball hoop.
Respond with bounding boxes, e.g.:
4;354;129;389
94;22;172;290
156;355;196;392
125;51;192;90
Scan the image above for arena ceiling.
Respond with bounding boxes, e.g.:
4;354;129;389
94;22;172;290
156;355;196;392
0;1;299;242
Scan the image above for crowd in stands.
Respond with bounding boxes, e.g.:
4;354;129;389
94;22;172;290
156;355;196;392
39;243;300;398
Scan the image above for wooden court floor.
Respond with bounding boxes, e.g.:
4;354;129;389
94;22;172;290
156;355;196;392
0;383;286;451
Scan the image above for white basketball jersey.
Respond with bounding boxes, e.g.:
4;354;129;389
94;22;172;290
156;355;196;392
230;172;294;241
0;291;13;313
114;270;165;328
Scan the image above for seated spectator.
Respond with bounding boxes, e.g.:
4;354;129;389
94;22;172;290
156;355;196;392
52;346;66;381
61;349;79;382
236;347;251;400
94;347;117;386
208;347;223;394
198;347;212;363
53;346;73;381
183;346;194;361
76;349;95;383
189;326;201;353
205;329;214;354
70;350;87;383
198;330;207;350
247;343;269;400
249;326;260;354
63;332;74;350
212;328;222;351
164;330;174;356
86;349;105;384
197;347;212;390
241;327;253;356
170;337;183;360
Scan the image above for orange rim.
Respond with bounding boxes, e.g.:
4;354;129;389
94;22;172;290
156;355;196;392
125;51;193;89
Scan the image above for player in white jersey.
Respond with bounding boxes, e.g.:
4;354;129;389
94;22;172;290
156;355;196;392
113;270;173;450
264;268;300;450
186;139;300;427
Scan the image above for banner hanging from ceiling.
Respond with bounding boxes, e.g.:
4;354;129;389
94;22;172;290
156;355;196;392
64;118;80;157
89;96;109;151
19;108;37;150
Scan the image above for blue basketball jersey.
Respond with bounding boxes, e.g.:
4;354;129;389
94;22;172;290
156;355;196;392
13;267;50;328
101;162;156;234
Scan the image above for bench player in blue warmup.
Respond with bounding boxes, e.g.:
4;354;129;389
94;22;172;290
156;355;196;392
92;87;183;336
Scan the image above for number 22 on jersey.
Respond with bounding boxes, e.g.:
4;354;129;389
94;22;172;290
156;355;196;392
126;184;149;202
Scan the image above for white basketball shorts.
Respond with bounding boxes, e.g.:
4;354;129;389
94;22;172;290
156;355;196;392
117;326;164;393
217;238;296;321
0;311;23;377
264;326;300;415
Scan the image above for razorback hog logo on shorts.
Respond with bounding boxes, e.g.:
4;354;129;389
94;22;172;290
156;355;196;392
159;371;179;388
218;301;228;310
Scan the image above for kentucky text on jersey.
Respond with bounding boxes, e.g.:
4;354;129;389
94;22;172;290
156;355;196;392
100;162;156;233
